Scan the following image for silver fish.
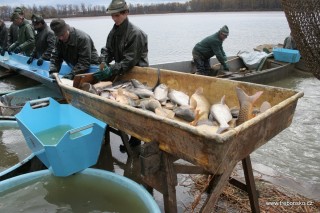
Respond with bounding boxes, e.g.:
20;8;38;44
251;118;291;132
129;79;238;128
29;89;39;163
129;87;154;99
260;101;272;113
136;98;162;112
168;89;189;106
131;79;152;90
209;95;233;134
80;83;99;95
154;83;168;103
173;105;195;122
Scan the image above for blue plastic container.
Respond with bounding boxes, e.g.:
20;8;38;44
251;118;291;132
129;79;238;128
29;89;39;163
0;169;161;213
15;98;107;177
273;48;301;63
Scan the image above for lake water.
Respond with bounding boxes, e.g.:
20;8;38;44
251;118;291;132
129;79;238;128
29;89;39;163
1;11;319;206
60;11;319;191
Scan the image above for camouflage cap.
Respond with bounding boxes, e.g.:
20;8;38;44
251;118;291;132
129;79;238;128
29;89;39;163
107;0;129;14
219;25;229;36
50;19;69;36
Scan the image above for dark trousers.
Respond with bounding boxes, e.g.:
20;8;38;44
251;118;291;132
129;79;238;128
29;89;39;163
192;51;218;76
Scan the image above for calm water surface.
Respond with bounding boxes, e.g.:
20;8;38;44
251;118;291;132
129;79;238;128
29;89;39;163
1;12;319;202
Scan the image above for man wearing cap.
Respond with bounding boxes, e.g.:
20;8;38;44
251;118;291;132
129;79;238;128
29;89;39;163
0;19;8;51
192;25;229;76
27;14;55;66
94;0;148;150
49;19;99;79
1;7;24;56
8;7;23;47
7;11;35;56
93;0;148;81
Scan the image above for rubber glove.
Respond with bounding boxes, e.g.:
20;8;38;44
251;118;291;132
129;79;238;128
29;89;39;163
27;56;34;64
223;64;229;71
48;68;58;79
93;63;112;81
13;46;21;54
37;58;44;66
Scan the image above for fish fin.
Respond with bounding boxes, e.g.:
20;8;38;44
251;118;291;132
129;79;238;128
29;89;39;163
190;110;200;126
250;91;263;104
195;87;204;95
220;95;226;105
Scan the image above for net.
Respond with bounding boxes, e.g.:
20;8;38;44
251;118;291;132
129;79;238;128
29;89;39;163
281;0;320;79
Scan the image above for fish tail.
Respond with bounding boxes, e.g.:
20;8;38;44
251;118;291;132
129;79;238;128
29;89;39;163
195;87;204;94
236;87;263;105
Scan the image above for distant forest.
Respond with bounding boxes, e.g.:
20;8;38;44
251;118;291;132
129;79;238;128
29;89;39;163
0;0;282;20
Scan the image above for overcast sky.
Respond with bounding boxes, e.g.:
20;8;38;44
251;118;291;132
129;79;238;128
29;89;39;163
0;0;188;7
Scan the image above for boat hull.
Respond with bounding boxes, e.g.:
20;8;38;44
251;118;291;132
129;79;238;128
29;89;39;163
0;52;98;92
151;56;295;84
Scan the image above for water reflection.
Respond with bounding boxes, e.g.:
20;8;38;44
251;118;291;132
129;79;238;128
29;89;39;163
0;125;31;172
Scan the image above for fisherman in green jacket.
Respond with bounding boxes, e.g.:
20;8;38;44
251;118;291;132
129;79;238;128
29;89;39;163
7;12;35;56
94;0;149;81
192;25;229;76
27;14;56;66
49;19;99;79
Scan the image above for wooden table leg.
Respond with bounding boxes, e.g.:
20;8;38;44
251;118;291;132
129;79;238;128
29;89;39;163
162;152;178;213
242;155;260;213
200;161;238;213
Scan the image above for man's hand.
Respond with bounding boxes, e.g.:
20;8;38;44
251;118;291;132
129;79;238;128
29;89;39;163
7;45;15;52
62;73;75;80
27;56;34;64
48;68;58;79
37;58;44;66
93;64;112;81
223;64;229;71
13;46;21;54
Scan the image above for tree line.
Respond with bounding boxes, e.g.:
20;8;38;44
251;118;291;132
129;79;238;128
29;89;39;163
0;0;282;20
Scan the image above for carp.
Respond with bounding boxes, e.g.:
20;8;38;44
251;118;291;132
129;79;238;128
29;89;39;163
190;87;210;121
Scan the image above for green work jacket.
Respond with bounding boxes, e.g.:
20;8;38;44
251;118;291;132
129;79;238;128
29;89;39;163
101;18;149;75
193;32;227;67
50;27;99;74
10;19;35;56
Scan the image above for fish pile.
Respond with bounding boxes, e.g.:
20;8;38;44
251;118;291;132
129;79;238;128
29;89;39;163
80;79;271;134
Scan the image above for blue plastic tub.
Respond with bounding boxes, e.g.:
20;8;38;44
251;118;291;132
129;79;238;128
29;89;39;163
15;98;107;177
273;48;301;63
0;168;161;213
